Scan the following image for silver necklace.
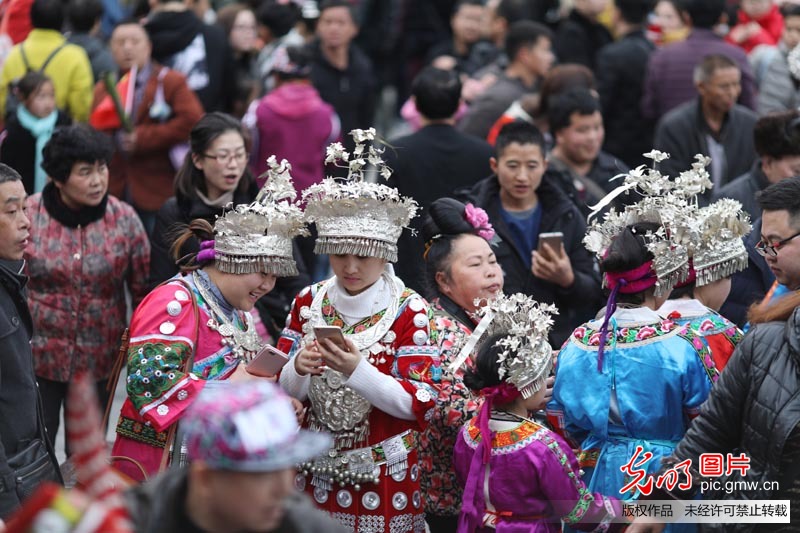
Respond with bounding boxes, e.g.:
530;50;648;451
192;271;263;360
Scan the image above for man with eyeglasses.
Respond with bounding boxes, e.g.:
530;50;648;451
753;177;800;312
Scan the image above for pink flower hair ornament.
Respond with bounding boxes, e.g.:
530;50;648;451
464;203;495;241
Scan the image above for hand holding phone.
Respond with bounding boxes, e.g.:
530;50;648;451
246;345;290;377
313;326;347;349
537;232;564;256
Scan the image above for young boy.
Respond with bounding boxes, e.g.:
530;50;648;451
456;120;602;346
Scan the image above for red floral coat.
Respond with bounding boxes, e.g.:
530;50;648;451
25;194;150;382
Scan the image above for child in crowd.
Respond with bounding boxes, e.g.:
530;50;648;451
726;0;784;53
0;71;70;194
453;293;627;532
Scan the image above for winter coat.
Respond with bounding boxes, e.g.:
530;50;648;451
384;123;494;293
456;176;603;346
0;110;71;194
654;98;758;203
0;29;93;121
663;306;800;532
711;159;770;220
725;3;784;53
253;82;338;193
554;9;613;70
757;48;800;115
145;9;236;113
91;65;204;212
596;29;656;169
309;40;377;148
0;259;45;519
25;188;150;382
124;468;349;533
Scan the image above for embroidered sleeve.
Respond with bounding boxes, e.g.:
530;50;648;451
679;334;713;420
125;284;204;432
388;293;441;429
537;431;628;532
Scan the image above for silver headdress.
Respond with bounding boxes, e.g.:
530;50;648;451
692;198;751;286
584;150;712;296
453;293;557;398
303;128;418;262
214;156;308;276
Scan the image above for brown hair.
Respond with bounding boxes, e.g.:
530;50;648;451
170;219;215;272
747;291;800;324
216;3;251;37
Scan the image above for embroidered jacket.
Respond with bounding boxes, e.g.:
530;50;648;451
277;276;440;533
111;274;254;481
453;415;626;532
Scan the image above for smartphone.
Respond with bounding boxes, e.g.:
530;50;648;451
538;232;564;252
246;345;289;377
314;326;347;349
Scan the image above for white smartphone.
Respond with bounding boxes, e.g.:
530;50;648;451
246;345;290;377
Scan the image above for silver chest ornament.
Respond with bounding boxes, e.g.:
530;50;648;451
308;367;372;449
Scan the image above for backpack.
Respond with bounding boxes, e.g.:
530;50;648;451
4;41;66;120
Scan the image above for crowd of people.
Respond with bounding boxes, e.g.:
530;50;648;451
0;0;799;531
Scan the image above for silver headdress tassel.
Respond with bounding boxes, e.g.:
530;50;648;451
214;156;308;276
584;150;712;296
692;198;751;286
453;293;557;398
303;128;418;262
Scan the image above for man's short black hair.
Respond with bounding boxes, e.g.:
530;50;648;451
41;125;114;183
257;2;297;38
0;163;22;185
67;0;103;32
496;0;534;21
505;20;552;61
495;120;547;158
453;0;485;14
757;177;800;228
682;0;725;29
616;0;654;25
30;0;65;31
547;88;601;134
754;111;800;159
318;0;357;24
411;67;462;120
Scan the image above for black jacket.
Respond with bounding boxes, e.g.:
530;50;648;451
712;159;770;220
654;99;758;204
0;111;71;195
456;176;602;346
309;39;376;151
595;29;655;169
662;307;800;532
0;260;50;519
145;10;236;113
125;468;348;533
150;187;311;339
384;124;494;293
553;9;613;70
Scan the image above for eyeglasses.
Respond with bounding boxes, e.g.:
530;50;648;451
755;231;800;257
202;150;248;164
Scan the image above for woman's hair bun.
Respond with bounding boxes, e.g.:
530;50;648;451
422;197;474;242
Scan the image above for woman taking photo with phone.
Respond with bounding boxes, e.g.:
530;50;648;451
111;159;307;481
278;129;440;533
415;197;504;532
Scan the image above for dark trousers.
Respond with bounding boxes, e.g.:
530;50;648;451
36;376;111;457
426;513;459;533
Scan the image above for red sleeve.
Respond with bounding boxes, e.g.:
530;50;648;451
276;285;313;357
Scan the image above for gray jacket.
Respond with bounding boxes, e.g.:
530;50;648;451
654;98;757;203
757;49;800;116
711;160;770;220
125;468;349;533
